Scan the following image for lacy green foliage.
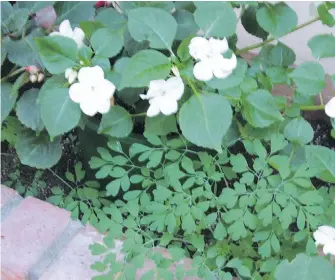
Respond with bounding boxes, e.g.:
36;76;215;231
1;1;335;279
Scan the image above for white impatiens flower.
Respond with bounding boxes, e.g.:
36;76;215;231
140;77;184;117
65;68;78;84
189;37;237;81
325;97;335;118
69;66;116;116
313;225;335;256
50;19;85;48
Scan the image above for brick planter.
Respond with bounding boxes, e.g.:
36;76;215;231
0;186;198;280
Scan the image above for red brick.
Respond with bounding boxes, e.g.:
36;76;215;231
1;197;71;279
39;226;104;280
1;185;20;208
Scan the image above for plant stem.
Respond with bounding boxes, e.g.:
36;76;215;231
300;104;325;111
236;16;320;55
47;168;74;191
131;112;147;117
185;77;200;96
1;67;26;82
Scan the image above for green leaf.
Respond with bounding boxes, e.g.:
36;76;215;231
2;7;29;32
15;2;54;13
230;154;248;173
308;34;335;59
256;3;297;38
305;145;335;183
145;115;177;136
89;243;108;255
98;106;133;138
79;21;104;40
194;2;237;38
168;247;185;261
127;7;177;50
179;93;232;151
91;28;123;58
289;62;325;96
242;89;283;128
241;6;268;40
268;155;290;179
1;83;15;123
284;118;314;145
96;8;127;30
226;258;251;278
3;29;44;67
54;1;95;24
16;89;44;132
35;36;78;74
119;50;171;89
41;88;81;137
15;130;62;168
214;221;227;241
318;3;335;27
274;254;335;280
174;10;198;41
269;43;296;67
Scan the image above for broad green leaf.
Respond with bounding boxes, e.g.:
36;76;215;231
305;145;335;183
308;34;335;59
14;2;54;13
119;50;170;89
241;6;268;40
127;7;177;50
179;93;233;151
41;88;81;137
269;43;296;67
274;254;335;280
16;89;44;131
119;1;174;14
256;3;298;38
1;83;15;123
91;28;123;58
242;90;283;128
230;154;248;173
35;36;78;74
268;155;291;179
1;1;13;23
15;130;62;168
284;118;314;145
96;8;127;30
37;75;67;104
98;106;133;138
174;10;198;41
145;115;177;136
2;7;29;32
3;29;44;67
194;2;237;38
318;3;335;27
177;35;194;61
79;21;104;39
207;59;248;90
289;62;325;96
54;1;95;24
214;221;227;241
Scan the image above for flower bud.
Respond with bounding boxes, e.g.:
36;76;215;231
30;74;37;83
26;65;39;74
37;73;45;83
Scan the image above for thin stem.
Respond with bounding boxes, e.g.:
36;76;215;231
185;77;200;96
47;168;74;190
300;104;325;111
131;112;147;117
1;67;26;82
319;93;324;106
236;16;320;55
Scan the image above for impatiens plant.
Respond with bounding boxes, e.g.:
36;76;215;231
1;1;335;279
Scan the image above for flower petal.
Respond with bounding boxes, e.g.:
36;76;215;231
159;97;178;115
147;100;161;117
318;225;335;239
145;79;166;99
73;27;85;48
94;79;116;99
325;97;335;118
165;77;184;101
69;83;89;103
59;19;73;37
96;99;111;114
213;53;237;72
209;37;229;54
193;60;213;81
189;37;211;60
78;66;104;84
80;101;98;116
323;241;335;256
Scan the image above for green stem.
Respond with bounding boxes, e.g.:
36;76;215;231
131;112;147;117
47;168;74;191
300;104;325;111
1;67;26;82
185;77;200;96
236;16;320;55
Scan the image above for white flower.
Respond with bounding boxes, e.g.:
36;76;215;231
29;74;37;83
69;66;116;116
325;97;335;118
313;225;335;256
50;19;85;48
37;73;45;83
140;77;184;117
65;68;78;84
189;37;237;82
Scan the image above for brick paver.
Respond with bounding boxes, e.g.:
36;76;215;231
1;185;21;208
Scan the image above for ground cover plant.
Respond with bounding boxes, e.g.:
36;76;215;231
1;1;335;279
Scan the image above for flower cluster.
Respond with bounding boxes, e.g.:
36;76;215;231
69;66;116;116
26;65;44;83
313;225;335;256
50;19;85;48
189;37;237;81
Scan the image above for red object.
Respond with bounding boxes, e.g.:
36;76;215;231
95;1;107;8
25;65;39;74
